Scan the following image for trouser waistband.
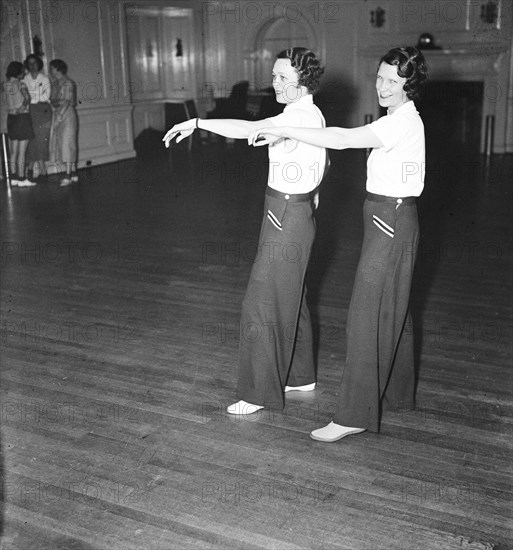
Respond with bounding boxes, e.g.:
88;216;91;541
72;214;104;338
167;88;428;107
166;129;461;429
366;192;416;205
266;186;318;203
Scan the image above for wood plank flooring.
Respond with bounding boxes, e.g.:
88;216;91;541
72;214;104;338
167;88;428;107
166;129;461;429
1;143;512;549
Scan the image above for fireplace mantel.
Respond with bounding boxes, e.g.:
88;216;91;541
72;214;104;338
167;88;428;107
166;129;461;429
361;42;509;78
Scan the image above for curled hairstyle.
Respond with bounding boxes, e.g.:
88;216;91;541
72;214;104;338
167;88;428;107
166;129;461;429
277;47;324;94
50;59;68;75
6;61;25;79
378;47;428;100
24;54;44;71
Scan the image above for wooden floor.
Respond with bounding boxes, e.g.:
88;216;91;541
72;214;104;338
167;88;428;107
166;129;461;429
1;142;512;550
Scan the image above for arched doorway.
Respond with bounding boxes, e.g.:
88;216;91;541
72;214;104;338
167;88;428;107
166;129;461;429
251;18;318;90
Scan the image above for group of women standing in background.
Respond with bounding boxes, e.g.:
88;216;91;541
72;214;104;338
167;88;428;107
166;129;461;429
2;54;78;187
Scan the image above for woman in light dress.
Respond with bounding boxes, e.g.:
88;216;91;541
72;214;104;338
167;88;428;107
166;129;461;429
49;59;78;186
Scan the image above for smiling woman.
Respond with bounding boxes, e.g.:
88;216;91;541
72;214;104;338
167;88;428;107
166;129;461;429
376;63;408;113
376;46;427;112
163;47;328;418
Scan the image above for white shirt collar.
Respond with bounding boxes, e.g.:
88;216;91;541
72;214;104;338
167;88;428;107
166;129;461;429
284;94;314;111
388;100;416;115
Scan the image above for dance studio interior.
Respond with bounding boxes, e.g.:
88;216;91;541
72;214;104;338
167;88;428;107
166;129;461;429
0;0;512;548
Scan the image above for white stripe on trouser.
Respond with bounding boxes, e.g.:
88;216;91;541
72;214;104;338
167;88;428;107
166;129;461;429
267;209;282;230
372;214;394;238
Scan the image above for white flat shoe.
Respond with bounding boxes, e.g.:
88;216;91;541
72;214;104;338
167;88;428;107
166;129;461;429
17;179;37;187
310;421;366;442
227;400;263;415
284;382;316;393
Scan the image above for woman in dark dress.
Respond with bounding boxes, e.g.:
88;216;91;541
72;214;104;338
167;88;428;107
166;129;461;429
2;61;35;186
23;54;51;181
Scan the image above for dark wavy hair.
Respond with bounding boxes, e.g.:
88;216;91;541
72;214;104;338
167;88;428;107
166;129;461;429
50;59;68;75
24;54;44;72
277;47;324;94
378;47;428;100
6;61;25;79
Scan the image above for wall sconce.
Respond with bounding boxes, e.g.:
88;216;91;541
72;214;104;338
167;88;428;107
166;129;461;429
370;7;385;28
32;34;44;57
480;0;498;24
146;39;154;58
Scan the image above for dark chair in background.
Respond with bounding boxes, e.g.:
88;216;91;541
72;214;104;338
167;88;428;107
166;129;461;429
207;81;253;121
164;100;204;152
205;82;283;146
134;127;167;159
255;87;283;119
205;81;253;147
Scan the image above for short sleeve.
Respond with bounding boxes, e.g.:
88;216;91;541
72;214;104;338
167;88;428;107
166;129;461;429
41;76;51;102
367;114;410;152
0;84;8;133
267;108;301;127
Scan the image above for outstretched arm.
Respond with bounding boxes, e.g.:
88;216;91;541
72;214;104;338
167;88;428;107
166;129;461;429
248;125;383;150
163;117;275;148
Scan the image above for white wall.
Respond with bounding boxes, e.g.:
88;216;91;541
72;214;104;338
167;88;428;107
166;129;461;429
125;3;197;137
1;0;511;165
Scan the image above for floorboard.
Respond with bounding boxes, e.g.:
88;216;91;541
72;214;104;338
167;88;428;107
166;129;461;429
1;145;512;549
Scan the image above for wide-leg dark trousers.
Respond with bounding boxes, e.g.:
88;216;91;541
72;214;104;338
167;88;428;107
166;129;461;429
236;187;317;409
333;193;419;432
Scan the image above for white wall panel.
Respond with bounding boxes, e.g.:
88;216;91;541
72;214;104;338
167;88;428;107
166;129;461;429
1;0;511;157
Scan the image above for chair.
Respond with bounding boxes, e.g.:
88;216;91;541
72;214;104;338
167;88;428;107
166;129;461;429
165;99;204;152
184;100;206;150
